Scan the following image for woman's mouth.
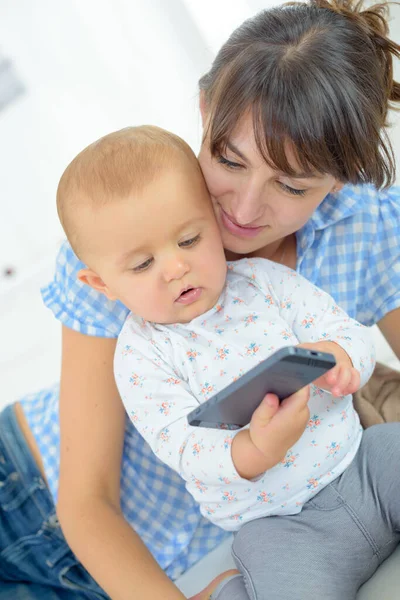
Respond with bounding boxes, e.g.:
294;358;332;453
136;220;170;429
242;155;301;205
219;206;265;239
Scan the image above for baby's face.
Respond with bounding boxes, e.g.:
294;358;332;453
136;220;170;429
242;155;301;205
83;165;227;324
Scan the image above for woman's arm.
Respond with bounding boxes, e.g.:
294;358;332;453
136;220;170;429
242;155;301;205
378;307;400;360
57;325;185;600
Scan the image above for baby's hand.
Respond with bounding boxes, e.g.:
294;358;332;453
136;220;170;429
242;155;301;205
315;362;360;397
232;386;310;479
298;341;360;397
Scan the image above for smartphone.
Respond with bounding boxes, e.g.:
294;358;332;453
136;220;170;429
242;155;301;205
187;346;336;429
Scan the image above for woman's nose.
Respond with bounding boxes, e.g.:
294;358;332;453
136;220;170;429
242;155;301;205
230;180;266;225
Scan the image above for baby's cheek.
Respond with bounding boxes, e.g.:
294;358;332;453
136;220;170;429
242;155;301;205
120;284;151;316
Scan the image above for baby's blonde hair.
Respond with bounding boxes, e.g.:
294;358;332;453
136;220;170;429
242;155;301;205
57;125;200;260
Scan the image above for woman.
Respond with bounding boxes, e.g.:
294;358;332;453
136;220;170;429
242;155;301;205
1;0;399;598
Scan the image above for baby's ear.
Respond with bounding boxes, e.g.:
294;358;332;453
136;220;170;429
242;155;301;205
77;268;117;301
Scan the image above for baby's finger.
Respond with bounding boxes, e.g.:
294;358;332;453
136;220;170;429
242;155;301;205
331;365;352;396
280;385;310;410
313;366;337;390
342;369;361;395
324;366;338;385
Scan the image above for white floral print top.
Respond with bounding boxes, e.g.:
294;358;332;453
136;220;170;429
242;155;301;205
115;258;375;531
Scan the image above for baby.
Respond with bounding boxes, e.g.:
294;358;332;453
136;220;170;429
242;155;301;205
57;125;374;592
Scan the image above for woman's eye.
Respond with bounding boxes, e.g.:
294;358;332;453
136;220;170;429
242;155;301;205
132;258;153;272
279;182;306;196
179;234;201;248
217;155;243;170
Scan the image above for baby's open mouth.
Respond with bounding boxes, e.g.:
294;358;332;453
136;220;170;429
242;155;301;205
178;287;194;299
175;287;202;305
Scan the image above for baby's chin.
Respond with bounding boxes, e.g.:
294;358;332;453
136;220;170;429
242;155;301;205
150;308;205;325
144;299;217;325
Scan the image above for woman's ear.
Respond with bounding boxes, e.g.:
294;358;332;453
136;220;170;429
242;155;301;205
332;182;344;194
77;268;117;301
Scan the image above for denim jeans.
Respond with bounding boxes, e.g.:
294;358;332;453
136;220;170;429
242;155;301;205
0;404;109;599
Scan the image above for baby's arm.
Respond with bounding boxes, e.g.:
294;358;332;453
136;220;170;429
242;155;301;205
258;261;376;389
114;324;309;527
290;291;375;390
114;330;241;486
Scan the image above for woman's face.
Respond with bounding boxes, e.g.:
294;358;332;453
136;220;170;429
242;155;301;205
198;113;342;257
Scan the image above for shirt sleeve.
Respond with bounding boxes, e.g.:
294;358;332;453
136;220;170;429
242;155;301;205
115;316;268;529
249;259;376;388
360;187;400;324
41;241;129;337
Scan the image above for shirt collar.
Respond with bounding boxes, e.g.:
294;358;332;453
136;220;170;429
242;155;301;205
309;184;372;231
296;184;374;268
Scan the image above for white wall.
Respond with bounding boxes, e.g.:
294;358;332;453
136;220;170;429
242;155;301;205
0;1;399;405
0;0;214;290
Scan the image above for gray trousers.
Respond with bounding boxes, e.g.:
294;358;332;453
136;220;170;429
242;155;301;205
212;424;400;600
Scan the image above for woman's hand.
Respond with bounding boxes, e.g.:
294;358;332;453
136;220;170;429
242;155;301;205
298;341;360;397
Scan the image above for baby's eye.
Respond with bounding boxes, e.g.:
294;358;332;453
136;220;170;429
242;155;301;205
179;234;201;248
132;257;153;272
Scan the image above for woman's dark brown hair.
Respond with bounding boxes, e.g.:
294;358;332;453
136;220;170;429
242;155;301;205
199;0;400;187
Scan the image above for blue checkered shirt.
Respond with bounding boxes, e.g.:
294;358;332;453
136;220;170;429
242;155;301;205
20;183;400;580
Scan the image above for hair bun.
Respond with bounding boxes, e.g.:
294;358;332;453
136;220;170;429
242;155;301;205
313;0;400;103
